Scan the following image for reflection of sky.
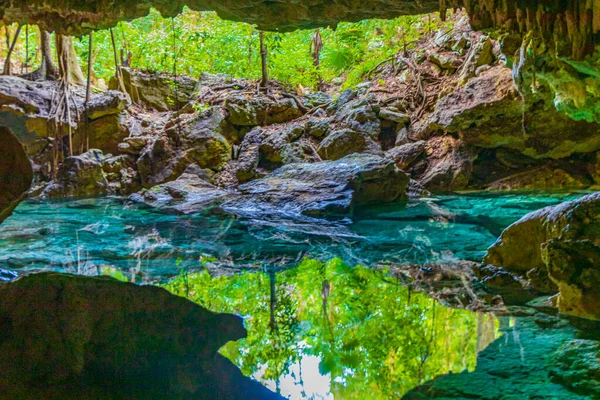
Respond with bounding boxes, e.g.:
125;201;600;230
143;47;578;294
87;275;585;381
255;355;333;400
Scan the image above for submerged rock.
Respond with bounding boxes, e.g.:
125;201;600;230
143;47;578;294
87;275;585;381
0;127;32;223
0;272;281;399
484;192;600;320
222;153;409;217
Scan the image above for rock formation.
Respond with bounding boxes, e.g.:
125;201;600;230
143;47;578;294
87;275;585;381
0;127;32;223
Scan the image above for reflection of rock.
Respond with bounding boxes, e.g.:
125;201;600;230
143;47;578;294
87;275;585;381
130;165;227;214
548;340;600;397
405;316;596;399
484;193;600;320
222;153;409;217
0;127;32;223
0;272;282;399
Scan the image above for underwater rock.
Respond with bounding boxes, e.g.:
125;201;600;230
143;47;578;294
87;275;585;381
485;192;600;320
0;272;281;399
131;165;227;214
318;129;383;161
0;76;128;156
222;153;409;217
42;149;109;199
110;67;198;111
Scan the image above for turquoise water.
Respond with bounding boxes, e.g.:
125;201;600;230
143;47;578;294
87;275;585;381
0;192;584;282
1;192;597;399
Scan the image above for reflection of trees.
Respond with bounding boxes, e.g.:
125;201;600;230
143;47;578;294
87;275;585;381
164;258;496;399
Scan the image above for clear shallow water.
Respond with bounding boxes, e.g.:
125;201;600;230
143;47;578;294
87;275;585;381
0;192;585;282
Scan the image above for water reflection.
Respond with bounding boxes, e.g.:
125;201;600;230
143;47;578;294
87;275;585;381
165;259;500;399
0;193;584;282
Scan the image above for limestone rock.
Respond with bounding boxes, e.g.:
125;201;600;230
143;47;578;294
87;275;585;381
305;117;331;138
0;127;32;223
484;192;600;319
486;165;591;191
111;67;198;111
318;129;383;161
259;124;317;167
379;108;410;124
222;153;409;217
0;76;129;157
416;136;476;192
42;149;109;198
548;340;600;396
131;165;227;214
224;94;303;126
430;53;463;70
0;272;281;399
334;97;381;138
385;141;426;170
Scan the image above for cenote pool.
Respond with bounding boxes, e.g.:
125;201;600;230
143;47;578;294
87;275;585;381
0;192;597;399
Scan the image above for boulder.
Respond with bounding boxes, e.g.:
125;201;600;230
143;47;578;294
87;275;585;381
222;153;409;217
0;272;281;399
486;165;591;191
130;165;227;214
385;141;426;170
412;66;600;159
484;193;600;319
334;97;381;137
429;53;463;70
111;67;198;111
416;136;476;192
305;117;331;138
0;76;129;157
0;127;32;223
378;108;410;124
224;94;303;126
137;107;232;187
318;129;383;161
259;124;318;167
235;127;264;183
42;149;109;198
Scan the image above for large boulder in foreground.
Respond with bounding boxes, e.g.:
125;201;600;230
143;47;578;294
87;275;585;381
484;192;600;320
0;127;32;223
0;272;281;399
222;153;409;217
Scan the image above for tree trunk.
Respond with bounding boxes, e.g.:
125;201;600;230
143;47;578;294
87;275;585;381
259;31;268;91
3;25;22;76
56;35;86;86
110;28;126;93
40;30;58;79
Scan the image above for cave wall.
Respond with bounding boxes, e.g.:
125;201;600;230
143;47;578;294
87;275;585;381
0;127;33;223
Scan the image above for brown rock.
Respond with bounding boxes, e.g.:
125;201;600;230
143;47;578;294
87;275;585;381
0;127;32;223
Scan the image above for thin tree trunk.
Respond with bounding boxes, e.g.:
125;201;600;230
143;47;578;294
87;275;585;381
110;28;126;93
56;35;86;86
312;28;323;90
3;25;22;76
83;32;93;153
41;30;58;79
259;31;268;91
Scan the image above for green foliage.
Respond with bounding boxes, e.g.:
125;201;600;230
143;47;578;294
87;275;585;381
164;258;497;398
2;9;452;91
